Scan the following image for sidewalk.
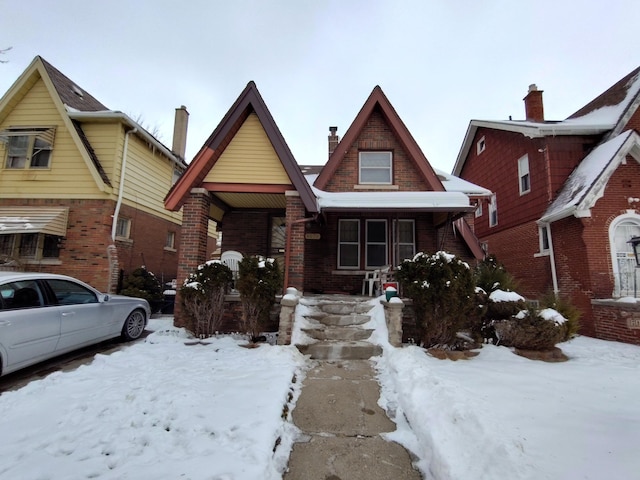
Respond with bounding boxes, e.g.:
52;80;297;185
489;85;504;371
284;359;421;480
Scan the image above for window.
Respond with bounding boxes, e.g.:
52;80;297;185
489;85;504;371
115;218;131;239
397;220;415;262
42;234;61;258
366;220;387;268
609;214;640;297
489;194;498;227
476;136;486;155
475;202;483;218
3;127;55;169
338;219;360;269
0;235;14;256
165;231;176;249
359;152;392;184
19;233;38;258
518;154;530;194
539;225;550;252
47;279;98;305
0;233;62;261
1;281;43;309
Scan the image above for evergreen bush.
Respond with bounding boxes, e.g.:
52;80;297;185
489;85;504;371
474;254;520;294
236;256;282;341
493;309;565;350
180;261;233;338
396;251;476;348
120;266;164;312
539;292;581;341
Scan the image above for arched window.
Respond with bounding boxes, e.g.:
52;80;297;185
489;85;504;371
609;213;640;297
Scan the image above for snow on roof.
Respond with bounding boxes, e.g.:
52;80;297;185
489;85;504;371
541;130;639;223
434;168;492;196
312;186;473;211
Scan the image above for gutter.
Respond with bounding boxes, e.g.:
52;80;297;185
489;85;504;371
112;127;137;241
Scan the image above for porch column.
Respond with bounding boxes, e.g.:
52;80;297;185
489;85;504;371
174;188;211;327
285;191;305;292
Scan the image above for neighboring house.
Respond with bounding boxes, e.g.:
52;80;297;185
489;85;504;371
453;67;640;345
165;81;490;324
0;56;214;292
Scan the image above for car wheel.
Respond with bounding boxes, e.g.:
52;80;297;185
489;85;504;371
121;309;146;341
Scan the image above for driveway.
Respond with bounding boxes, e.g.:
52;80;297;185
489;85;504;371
0;331;150;394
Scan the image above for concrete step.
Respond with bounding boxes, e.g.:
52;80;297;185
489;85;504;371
302;327;374;341
319;303;373;315
297;341;382;360
318;314;370;327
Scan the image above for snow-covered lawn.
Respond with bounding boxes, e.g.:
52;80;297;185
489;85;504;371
1;301;639;480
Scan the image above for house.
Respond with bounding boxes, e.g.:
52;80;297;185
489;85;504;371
0;56;216;293
453;67;640;345
165;81;490;326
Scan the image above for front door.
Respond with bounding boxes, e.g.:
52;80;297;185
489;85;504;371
613;220;640;297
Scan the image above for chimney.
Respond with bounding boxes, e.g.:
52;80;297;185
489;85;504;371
172;105;189;160
523;84;544;122
328;126;339;157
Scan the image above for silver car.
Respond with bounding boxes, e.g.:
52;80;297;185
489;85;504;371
0;272;150;376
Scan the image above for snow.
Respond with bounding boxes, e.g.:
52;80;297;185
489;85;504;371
538;307;568;325
312;187;472;210
434;168;492;196
541;130;636;222
2;305;640;479
489;289;525;303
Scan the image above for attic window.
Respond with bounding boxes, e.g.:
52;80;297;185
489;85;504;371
1;127;56;169
359;151;392;184
71;84;84;98
477;136;486;155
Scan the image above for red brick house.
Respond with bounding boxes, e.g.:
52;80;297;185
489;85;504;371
453;67;640;345
166;82;490;324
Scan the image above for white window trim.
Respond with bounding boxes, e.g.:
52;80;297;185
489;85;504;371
365;219;388;269
476;136;486;155
359;151;392;185
489;194;498;227
475;202;483;218
518;154;531;195
338;219;360;269
396;219;415;264
534;225;550;257
115;217;131;239
608;212;640;297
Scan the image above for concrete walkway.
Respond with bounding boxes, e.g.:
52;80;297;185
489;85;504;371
284;359;421;480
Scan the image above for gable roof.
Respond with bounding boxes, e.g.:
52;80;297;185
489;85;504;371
453;66;640;177
165;81;317;213
540;130;640;223
314;86;445;191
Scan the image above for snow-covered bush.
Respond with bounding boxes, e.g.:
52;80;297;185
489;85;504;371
474;254;519;294
236;255;282;341
486;289;527;320
396;251;476;348
539;292;581;341
180;261;233;338
493;308;566;350
120;266;164;312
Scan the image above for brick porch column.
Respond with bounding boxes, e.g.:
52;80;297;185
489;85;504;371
285;192;305;292
174;188;211;327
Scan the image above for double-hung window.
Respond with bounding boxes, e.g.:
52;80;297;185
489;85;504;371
396;219;415;262
2;127;55;169
359;152;392;184
338;219;360;269
518;154;530;194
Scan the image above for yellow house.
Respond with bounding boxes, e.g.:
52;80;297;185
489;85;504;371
0;56;215;292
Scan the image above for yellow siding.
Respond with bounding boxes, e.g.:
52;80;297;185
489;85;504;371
203;113;292;184
81;122;121;181
0;77;105;199
119;133;182;224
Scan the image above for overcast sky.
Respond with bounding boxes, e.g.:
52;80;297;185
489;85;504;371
1;0;638;172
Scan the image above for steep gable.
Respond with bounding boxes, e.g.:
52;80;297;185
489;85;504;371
314;86;445;192
165;81;317;213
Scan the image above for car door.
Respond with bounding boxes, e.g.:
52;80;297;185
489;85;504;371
0;280;61;371
45;278;116;351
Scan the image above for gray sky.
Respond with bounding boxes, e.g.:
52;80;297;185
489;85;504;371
1;0;638;172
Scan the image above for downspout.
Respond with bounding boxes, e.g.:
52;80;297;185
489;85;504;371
283;216;316;289
546;221;560;295
111;127;137;240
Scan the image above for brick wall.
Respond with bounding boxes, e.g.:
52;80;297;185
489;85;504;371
324;108;430;192
592;301;640;345
220;211;271;256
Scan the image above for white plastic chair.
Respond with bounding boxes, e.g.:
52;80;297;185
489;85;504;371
221;250;243;292
362;270;380;296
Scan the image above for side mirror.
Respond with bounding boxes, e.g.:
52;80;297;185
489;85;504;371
101;294;111;303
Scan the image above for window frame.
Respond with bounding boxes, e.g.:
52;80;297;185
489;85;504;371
3;128;54;170
359;151;392;185
489;194;498;227
0;233;62;262
115;217;131;239
396;219;415;263
538;225;550;253
476;136;486;155
474;201;483;218
165;231;176;250
518;154;531;195
338;219;360;269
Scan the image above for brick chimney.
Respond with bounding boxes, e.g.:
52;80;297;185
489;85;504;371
523;84;544;122
328;126;339;158
172;105;189;160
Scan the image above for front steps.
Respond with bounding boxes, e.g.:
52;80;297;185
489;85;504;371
296;297;382;360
